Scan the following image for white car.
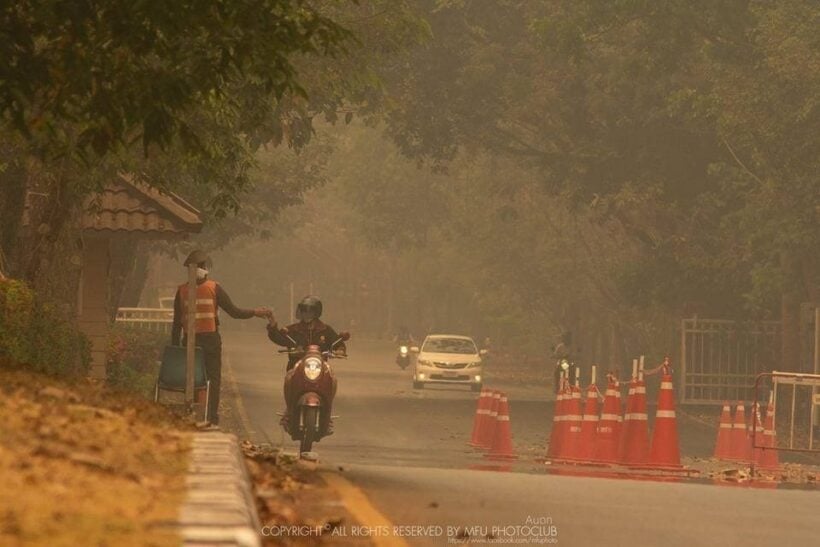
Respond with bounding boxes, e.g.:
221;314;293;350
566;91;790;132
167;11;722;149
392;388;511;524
412;334;486;392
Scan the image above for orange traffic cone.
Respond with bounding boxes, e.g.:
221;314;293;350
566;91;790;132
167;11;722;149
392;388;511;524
547;373;567;459
620;358;650;466
469;389;491;447
575;367;601;462
594;375;621;463
559;379;583;461
485;392;517;460
713;402;733;460
729;403;751;462
756;393;780;470
618;361;638;463
478;391;501;449
647;371;682;469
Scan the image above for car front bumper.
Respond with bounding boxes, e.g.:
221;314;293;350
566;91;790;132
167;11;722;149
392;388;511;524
415;366;481;384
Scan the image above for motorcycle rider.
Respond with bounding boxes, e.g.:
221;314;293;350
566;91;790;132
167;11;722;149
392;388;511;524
266;295;347;369
393;325;416;345
266;295;347;430
552;331;577;394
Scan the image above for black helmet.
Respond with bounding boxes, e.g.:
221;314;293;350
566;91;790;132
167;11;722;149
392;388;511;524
296;295;322;323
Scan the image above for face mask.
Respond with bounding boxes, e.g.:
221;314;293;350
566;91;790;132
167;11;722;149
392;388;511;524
196;268;209;280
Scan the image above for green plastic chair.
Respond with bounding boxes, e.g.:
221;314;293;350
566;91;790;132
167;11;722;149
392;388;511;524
154;345;210;409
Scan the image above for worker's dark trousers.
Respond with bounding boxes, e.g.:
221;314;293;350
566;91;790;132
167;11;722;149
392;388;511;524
183;332;223;424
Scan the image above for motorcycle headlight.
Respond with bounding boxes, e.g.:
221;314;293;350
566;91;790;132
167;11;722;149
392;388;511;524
303;357;323;381
400;346;409;356
560;360;570;371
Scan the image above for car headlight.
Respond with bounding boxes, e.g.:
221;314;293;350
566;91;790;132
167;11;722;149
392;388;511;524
303;357;323;381
417;359;432;367
466;362;481;368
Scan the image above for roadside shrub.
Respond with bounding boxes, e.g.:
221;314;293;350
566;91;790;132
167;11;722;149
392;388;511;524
106;324;166;398
0;278;90;376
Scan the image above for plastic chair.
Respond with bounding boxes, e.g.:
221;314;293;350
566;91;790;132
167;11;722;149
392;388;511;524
154;345;210;410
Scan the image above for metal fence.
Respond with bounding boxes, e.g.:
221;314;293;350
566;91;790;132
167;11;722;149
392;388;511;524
680;318;781;404
115;307;173;334
753;371;820;454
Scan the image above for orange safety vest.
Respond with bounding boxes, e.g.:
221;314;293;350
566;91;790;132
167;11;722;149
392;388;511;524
179;280;218;334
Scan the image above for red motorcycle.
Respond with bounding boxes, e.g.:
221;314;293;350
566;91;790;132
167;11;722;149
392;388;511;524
279;334;349;454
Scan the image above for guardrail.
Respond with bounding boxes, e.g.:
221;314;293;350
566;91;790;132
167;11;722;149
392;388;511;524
115;307;173;334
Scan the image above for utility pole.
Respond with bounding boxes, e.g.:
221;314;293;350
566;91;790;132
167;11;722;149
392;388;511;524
185;262;196;408
814;307;819;426
386;254;395;337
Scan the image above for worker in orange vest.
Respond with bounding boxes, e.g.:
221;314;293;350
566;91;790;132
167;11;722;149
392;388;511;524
171;250;270;426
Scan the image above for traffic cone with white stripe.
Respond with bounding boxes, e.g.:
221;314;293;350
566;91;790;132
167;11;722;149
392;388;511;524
575;366;601;462
729;402;751;462
620;357;650;466
618;360;638;463
647;362;681;469
485;392;517;459
756;392;779;470
713;402;733;460
559;370;583;461
595;373;622;463
546;373;566;459
469;388;492;447
478;391;501;450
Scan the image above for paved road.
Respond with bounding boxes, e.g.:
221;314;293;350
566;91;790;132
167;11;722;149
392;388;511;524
222;332;820;546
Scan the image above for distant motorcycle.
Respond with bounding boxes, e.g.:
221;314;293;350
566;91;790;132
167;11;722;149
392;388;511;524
279;333;350;455
396;344;410;369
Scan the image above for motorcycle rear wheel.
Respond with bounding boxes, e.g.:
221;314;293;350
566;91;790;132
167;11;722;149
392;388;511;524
300;406;319;454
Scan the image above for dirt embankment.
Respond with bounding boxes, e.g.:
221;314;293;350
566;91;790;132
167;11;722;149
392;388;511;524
0;368;192;547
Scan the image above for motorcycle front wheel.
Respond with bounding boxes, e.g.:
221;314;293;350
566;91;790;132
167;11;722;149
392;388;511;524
300;406;319;454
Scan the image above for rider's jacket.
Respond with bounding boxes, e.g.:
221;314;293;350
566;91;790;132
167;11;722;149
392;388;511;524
267;319;346;369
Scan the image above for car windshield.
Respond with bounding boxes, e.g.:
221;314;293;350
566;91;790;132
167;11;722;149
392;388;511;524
422;338;477;354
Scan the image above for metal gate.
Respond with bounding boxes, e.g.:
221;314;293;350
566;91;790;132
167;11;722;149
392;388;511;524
680;318;781;404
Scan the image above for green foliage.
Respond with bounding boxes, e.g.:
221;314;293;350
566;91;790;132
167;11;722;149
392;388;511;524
0;279;90;376
106;325;166;398
0;0;352;160
376;0;820;319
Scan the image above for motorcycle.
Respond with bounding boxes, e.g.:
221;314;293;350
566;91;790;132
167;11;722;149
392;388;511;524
396;344;410;369
279;333;349;455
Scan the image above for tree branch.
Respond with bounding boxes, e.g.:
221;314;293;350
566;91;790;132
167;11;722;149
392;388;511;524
721;136;765;185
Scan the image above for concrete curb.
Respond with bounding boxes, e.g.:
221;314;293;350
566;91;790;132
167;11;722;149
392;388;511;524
179;431;261;546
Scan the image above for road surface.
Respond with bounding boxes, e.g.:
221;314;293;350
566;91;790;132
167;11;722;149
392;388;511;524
221;332;819;546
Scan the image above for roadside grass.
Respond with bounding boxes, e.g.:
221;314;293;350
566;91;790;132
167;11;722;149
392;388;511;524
0;366;192;546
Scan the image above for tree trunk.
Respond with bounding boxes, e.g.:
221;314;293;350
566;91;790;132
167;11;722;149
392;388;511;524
23;173;74;287
0;157;27;276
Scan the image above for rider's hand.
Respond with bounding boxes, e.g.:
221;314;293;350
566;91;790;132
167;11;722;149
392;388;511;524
253;306;271;318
